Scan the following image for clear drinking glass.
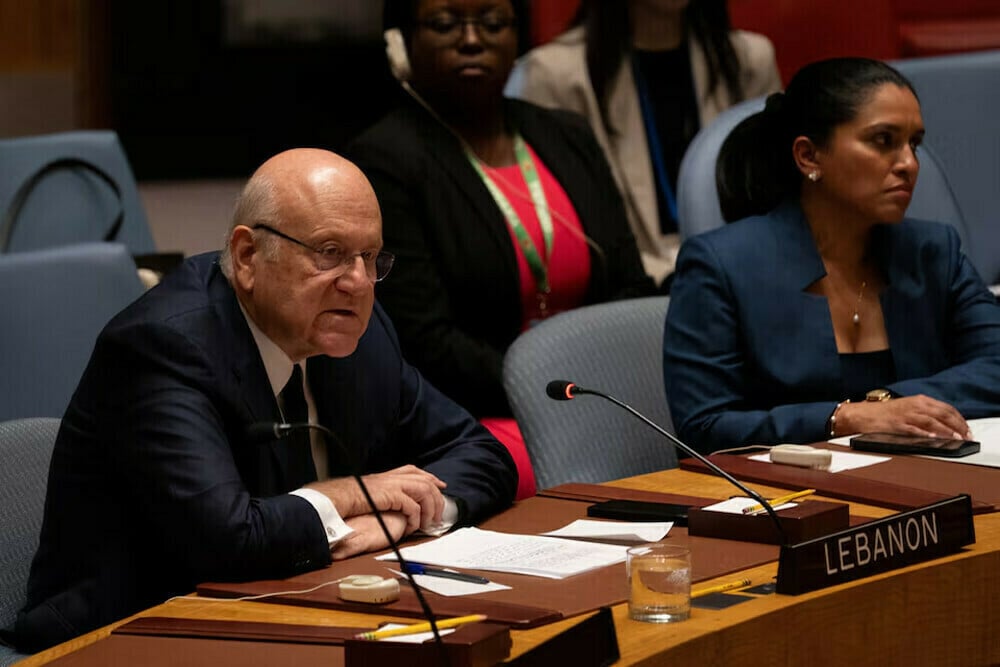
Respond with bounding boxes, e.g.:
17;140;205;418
626;543;691;623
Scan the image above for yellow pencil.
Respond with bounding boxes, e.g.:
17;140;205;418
742;489;816;516
692;578;752;598
355;614;488;640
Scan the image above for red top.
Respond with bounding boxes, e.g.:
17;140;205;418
487;142;592;329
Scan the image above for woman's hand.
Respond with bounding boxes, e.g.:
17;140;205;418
836;394;972;439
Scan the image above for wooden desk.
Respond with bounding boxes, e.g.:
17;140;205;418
18;469;1000;666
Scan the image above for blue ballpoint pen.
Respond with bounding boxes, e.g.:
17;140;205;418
401;562;491;584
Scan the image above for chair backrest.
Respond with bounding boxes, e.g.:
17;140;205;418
675;95;970;250
893;49;1000;284
0;242;145;421
0;417;60;664
502;296;677;490
676;96;766;241
0;130;155;256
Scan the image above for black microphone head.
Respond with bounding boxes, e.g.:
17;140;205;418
546;380;576;401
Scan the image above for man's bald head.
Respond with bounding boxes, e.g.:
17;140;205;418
221;149;379;280
223;149;383;361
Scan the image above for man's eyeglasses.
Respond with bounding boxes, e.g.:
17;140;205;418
416;12;517;44
253;224;394;282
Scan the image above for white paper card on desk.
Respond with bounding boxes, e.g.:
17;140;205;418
375;527;628;579
386;569;512;597
541;519;672;543
701;497;800;515
749;450;890;473
374;624;456;643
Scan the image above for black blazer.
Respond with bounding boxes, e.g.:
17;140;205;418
348;99;654;417
14;253;516;652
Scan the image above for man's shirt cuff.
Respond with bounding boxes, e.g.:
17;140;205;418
421;496;459;537
290;488;354;546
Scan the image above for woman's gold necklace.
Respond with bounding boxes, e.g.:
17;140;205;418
852;280;867;326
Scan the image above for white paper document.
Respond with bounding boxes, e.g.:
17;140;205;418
700;497;800;515
374;623;456;643
540;519;672;543
749;450;890;472
387;568;512;597
375;527;628;579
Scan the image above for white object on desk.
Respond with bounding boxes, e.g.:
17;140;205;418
372;623;457;643
749;449;889;473
700;497;800;515
768;444;833;470
541;519;672;543
375;527;628;579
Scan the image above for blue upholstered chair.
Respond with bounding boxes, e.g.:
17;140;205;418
0;243;144;421
0;417;61;666
893;49;1000;285
502;296;677;490
676;96;766;241
0;131;155;256
675;96;969;251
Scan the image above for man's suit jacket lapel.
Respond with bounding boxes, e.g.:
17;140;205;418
209;268;291;493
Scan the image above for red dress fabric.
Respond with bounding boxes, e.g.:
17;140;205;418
479;143;591;499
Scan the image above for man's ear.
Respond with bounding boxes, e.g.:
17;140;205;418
230;225;257;292
792;136;822;179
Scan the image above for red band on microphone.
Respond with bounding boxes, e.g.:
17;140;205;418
564;383;576;400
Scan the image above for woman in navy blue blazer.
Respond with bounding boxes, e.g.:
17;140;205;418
664;57;1000;454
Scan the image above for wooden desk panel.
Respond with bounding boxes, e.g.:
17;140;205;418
18;470;1000;667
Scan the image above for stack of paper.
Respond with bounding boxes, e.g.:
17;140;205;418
376;527;628;579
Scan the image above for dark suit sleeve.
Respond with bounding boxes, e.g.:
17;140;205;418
888;227;1000;414
664;235;835;454
100;320;331;579
366;306;518;524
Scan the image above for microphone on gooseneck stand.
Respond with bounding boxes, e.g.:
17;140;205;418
246;421;449;657
545;380;788;545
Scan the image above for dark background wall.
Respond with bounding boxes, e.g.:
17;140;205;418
107;1;405;180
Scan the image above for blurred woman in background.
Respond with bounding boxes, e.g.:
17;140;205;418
507;0;781;289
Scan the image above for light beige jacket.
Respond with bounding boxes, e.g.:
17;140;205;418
506;26;781;284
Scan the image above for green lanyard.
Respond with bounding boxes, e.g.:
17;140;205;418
467;134;554;299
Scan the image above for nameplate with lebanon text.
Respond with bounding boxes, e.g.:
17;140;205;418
775;494;975;595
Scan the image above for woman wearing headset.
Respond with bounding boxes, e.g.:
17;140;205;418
348;0;653;498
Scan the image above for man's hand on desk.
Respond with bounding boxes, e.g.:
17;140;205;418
837;394;973;439
331;511;409;560
306;464;447;531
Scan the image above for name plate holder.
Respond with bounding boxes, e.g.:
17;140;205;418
775;494;975;595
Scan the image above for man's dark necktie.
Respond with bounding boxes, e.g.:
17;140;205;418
279;364;318;486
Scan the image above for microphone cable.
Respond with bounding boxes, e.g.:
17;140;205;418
247;421;452;663
546;380;788;545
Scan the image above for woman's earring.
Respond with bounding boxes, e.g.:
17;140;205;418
808;171;821;182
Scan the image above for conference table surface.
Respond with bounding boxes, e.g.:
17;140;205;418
17;468;1000;667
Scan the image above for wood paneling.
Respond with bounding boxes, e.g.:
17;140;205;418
0;0;79;70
